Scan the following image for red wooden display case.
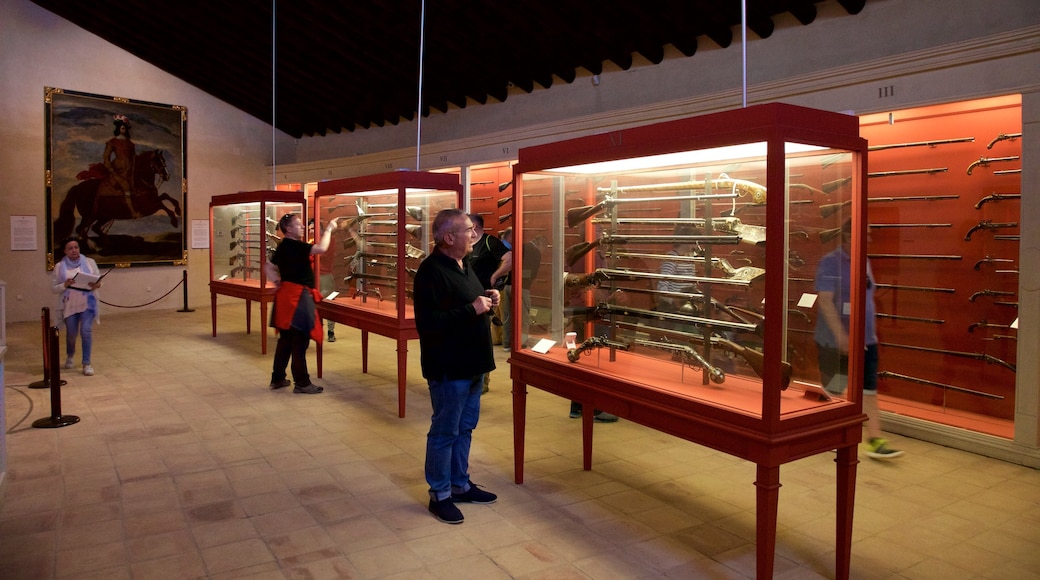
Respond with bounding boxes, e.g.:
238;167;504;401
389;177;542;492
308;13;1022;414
509;103;868;579
312;171;462;418
209;191;306;354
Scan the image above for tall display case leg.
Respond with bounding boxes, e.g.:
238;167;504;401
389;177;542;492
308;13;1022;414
396;338;407;418
210;293;217;337
260;301;268;354
316;342;323;378
582;411;593;471
835;444;858;580
361;330;369;373
245;299;252;335
754;464;781;579
512;379;527;484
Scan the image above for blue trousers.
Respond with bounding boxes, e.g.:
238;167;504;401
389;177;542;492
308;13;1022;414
64;309;95;365
425;374;483;501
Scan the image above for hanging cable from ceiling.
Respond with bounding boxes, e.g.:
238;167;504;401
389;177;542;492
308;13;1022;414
415;0;427;171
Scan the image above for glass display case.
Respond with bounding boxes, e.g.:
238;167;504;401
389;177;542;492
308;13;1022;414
510;103;868;579
313;171;462;417
209;190;306;354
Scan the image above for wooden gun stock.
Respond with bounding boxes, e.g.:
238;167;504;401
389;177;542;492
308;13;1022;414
819;226;843;243
820;199;852;219
497;196;513;208
567;203;607;228
713;338;791;390
564;239;601;266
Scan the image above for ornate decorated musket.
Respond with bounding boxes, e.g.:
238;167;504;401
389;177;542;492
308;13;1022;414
566;335;631;363
230;215;279;227
356;201;425;221
964;220;1018;241
876;313;945;324
966;156;1020;175
229;265;260;277
606;252;765;283
567;192;739;228
564;234;741;266
590;302;759;334
873;283;955;294
589;216;766;245
595;176;766;202
986;132;1022;149
974;193;1020;209
566;268;757;291
631;338;726;384
612;321;789;388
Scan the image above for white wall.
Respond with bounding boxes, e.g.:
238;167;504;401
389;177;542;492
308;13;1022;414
0;0;294;323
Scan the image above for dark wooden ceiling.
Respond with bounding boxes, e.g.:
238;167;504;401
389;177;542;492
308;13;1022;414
32;0;866;139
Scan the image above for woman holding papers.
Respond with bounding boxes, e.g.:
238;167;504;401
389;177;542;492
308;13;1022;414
51;237;101;376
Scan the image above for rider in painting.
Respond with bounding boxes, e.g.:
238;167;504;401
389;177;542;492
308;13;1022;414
98;115;141;219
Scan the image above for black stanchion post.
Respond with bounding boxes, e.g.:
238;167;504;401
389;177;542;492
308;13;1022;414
178;269;194;313
29;307;66;389
32;326;80;429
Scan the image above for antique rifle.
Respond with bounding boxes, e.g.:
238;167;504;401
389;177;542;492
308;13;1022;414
497;196;512;208
974;193;1020;209
964;220;1017;241
564;234;740;266
966;156;1019;175
606;252;765;283
868;136;975;151
867;253;961;260
592;302;759;334
566;335;631;363
823;168;948;189
567;192;737;228
631;338;726;384
993;169;1021;175
566;268;756;291
880;342;1015;372
229;265;260;277
876;313;945;324
878;371;1002;400
612;321;790;389
498;213;512;224
873;283;955;294
498;180;513;192
595;176;766;202
986;132;1021;149
819;195;958;219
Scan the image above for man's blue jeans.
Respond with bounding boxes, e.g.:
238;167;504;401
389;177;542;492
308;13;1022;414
425;374;483;501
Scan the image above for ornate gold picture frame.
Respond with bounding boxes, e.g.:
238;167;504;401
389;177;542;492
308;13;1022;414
45;87;187;269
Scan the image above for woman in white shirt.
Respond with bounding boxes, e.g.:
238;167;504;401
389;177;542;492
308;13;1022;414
51;237;101;376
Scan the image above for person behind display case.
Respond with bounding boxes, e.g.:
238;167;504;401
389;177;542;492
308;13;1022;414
656;224;701;316
814;218;903;460
413;208;500;524
467;213;509;393
51;236;102;376
266;213;339;394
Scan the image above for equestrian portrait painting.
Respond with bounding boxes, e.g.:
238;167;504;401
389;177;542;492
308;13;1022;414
45;87;187;269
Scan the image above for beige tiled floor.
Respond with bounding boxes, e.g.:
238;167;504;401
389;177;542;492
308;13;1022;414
2;306;1039;579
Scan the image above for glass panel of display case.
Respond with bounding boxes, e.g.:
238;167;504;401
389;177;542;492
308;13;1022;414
856;95;1020;438
514;117;864;422
210;196;304;287
314;174;460;320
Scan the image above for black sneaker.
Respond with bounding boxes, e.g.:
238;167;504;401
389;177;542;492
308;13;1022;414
270;379;291;390
451;481;497;504
428;498;464;524
593;411;619;423
293;383;324;394
327;332;336;343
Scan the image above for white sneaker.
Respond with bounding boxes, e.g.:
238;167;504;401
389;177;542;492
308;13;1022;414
64;357;75;370
82;365;94;376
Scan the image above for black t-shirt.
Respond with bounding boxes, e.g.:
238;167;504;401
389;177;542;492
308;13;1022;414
521;241;542;281
468;233;509;289
271;238;315;288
